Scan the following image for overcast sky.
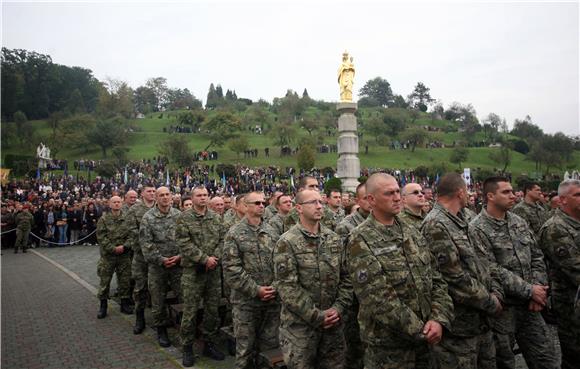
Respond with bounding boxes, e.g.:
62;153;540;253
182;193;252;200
3;0;579;135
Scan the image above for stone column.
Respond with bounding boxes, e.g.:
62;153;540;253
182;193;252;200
336;102;360;192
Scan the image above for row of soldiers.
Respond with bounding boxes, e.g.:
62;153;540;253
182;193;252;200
95;174;579;369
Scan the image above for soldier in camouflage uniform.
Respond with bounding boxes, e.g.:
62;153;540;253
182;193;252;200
274;189;353;369
347;174;453;369
322;189;345;231
176;186;225;366
223;194;247;230
223;192;280;369
399;183;428;230
284;176;325;230
124;185;156;334
335;182;371;369
209;196;225;217
263;191;283;222
512;181;549;236
470;177;557;369
265;194;293;241
140;187;182;347
14;203;34;253
96;196;133;319
421;173;503;369
122;190;138;212
539;179;580;369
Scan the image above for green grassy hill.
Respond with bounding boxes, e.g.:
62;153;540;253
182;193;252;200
3;109;579;177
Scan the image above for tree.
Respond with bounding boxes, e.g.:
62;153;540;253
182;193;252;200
166;88;202;110
407;82;434;111
201;111;241;150
242;105;273;132
134;86;156;114
449;147;469;168
145;77;168;111
297;144;316;171
301;108;322;136
401;128;428;152
228;136;249;159
489;145;512;173
178;109;205;132
59;114;96;154
511;115;544;141
359;77;394;107
382;109;408;137
270;122;296;152
159;135;193;168
86;117;127;157
13;110;35;147
97;78;134;118
482;113;502;142
66;88;86;115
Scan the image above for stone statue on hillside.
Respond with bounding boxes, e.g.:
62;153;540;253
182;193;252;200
338;51;355;102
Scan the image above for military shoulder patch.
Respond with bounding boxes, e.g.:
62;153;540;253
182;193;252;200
357;269;368;283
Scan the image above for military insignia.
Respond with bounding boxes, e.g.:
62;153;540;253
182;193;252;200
357;269;368;283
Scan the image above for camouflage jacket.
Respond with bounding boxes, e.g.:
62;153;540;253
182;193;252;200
14;211;34;230
421;203;501;337
469;209;546;305
97;211;130;257
322;206;345;231
263;204;278;222
347;214;453;347
283;208;300;229
274;223;353;328
223;218;277;305
176;208;224;268
223;210;244;232
461;207;478;224
512;200;549;235
124;201;155;256
139;206;181;266
264;212;288;241
335;209;368;243
539;209;580;319
398;208;425;231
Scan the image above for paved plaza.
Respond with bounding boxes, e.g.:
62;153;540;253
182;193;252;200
1;245;234;369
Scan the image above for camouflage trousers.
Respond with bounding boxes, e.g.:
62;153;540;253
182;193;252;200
14;228;30;252
364;343;433;369
493;306;558;369
344;298;364;369
97;254;132;300
148;263;182;327
279;321;345;369
179;267;221;345
233;300;280;369
432;330;496;369
131;250;148;311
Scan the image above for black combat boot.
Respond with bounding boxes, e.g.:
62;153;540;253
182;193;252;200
157;326;171;347
182;344;195;367
133;309;145;334
97;299;108;319
120;298;134;315
203;341;225;361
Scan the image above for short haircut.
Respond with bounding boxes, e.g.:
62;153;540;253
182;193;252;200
365;173;396;196
436;173;466;198
191;185;207;194
181;195;191;202
482;176;510;199
275;194;291;207
522;181;540;195
235;194;246;204
298;176;317;190
325;188;341;197
355;183;366;198
558;179;580;197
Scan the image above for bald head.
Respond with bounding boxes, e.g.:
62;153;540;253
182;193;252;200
109;196;123;211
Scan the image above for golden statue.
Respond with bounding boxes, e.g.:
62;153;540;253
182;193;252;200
337;51;355;102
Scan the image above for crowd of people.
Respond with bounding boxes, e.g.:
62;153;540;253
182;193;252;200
2;170;578;369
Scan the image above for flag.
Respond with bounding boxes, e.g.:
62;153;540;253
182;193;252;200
166;168;170;186
435;173;440;185
36;167;41;180
124;166;128;184
221;172;226;187
290;175;295;190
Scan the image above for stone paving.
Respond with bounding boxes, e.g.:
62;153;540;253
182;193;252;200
9;244;235;369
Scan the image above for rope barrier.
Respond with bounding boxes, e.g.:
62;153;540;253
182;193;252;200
28;230;97;246
0;228;16;235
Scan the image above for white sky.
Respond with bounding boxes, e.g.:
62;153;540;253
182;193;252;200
2;0;579;135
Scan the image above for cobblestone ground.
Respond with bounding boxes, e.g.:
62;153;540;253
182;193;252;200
1;251;179;369
33;244;235;369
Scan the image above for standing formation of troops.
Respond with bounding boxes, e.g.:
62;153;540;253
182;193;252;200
95;174;580;369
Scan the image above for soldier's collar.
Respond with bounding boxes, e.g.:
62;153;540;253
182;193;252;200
557;209;580;228
296;222;321;239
